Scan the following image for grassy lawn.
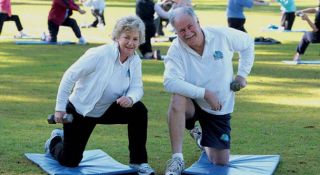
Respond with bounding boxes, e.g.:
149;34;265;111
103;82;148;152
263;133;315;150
0;0;319;174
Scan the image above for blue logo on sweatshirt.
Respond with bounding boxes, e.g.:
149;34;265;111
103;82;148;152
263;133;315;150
213;51;223;60
220;134;229;142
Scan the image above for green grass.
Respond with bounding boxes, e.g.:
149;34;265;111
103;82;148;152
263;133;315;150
0;0;319;174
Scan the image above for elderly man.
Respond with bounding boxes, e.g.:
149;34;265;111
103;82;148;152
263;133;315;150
163;7;254;175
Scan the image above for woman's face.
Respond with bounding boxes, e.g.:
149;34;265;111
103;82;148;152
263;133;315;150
117;30;140;58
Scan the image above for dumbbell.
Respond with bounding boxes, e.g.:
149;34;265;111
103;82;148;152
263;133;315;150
230;81;241;92
47;114;73;124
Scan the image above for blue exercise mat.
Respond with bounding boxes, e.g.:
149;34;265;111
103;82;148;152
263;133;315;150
282;29;307;33
15;40;75;45
25;149;138;175
263;24;307;32
282;60;320;65
264;28;307;33
182;152;280;175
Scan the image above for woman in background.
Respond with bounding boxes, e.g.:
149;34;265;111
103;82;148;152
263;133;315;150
293;2;320;61
0;0;28;38
46;0;87;44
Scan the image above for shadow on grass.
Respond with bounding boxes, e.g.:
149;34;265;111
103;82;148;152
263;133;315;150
254;41;320;60
0;39;319;105
252;62;320;80
0;41;99;100
0;37;319;175
0;1;319;175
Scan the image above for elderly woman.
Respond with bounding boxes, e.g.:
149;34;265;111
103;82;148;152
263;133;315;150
44;15;154;175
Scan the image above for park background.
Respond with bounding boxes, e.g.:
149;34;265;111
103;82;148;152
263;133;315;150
0;0;319;174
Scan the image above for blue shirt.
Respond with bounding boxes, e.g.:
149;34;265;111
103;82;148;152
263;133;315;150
227;0;254;19
277;0;296;12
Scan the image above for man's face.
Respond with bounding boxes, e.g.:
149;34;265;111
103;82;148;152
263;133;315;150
173;14;202;48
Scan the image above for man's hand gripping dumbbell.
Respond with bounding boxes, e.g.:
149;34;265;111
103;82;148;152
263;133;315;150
230;75;247;92
47;112;73;124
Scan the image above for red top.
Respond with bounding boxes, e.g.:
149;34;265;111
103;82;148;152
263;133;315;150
48;0;80;25
0;0;12;16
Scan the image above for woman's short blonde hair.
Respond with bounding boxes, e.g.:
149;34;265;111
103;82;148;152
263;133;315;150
112;15;146;44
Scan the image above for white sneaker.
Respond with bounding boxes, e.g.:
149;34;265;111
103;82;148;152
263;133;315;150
130;163;155;175
78;37;87;45
44;129;63;154
14;32;29;38
165;157;185;175
40;32;52;42
80;23;92;28
189;126;203;150
40;32;46;41
97;23;105;29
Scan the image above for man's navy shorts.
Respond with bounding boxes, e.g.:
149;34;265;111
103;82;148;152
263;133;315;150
186;101;231;149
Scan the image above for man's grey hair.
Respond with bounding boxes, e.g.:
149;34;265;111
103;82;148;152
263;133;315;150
174;0;192;8
169;6;197;28
184;0;192;5
112;15;145;44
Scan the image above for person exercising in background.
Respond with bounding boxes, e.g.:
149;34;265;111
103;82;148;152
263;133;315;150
80;0;106;28
271;0;296;31
0;0;28;38
136;0;157;59
46;0;87;44
226;0;269;32
293;1;320;61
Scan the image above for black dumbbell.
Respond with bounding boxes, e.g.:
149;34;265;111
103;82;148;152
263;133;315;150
230;81;241;92
47;114;73;124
